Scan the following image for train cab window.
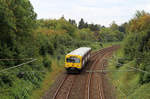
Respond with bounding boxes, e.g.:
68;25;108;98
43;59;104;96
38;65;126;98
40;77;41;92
66;57;80;63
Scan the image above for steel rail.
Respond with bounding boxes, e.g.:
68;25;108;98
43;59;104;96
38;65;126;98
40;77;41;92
52;75;69;99
99;59;109;99
87;51;102;99
97;77;103;99
87;46;117;99
90;45;119;58
98;49;118;99
65;76;76;99
87;47;109;99
52;75;75;99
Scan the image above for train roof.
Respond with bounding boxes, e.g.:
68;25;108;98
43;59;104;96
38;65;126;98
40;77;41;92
67;47;91;57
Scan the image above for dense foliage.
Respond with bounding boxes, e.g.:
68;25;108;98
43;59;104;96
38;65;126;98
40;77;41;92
78;18;125;42
98;22;125;42
123;11;150;84
0;0;45;98
108;11;150;99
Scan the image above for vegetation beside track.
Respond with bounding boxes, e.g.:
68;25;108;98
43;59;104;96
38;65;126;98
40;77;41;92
30;57;64;99
107;11;150;99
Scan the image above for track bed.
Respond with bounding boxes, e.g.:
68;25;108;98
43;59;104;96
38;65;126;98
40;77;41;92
43;45;120;99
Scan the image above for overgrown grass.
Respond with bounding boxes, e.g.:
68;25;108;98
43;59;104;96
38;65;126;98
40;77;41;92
107;48;150;99
30;57;64;99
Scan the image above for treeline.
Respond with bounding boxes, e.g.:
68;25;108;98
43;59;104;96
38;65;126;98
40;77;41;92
36;17;98;55
77;18;125;42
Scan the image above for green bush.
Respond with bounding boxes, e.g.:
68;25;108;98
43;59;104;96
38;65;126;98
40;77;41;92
43;56;52;69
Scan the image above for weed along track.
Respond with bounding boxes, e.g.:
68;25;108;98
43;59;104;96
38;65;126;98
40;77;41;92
43;46;120;99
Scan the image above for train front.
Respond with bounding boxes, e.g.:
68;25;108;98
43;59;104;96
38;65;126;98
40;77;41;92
65;55;82;73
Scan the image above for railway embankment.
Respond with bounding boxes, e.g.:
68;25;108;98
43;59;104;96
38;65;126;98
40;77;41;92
107;48;150;99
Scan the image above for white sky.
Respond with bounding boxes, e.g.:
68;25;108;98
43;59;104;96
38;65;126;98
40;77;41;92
29;0;150;26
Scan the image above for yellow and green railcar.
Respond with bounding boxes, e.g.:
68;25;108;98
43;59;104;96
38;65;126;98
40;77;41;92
65;47;91;73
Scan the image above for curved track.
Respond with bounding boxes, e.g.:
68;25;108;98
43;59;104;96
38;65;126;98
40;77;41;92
86;46;118;99
43;45;120;99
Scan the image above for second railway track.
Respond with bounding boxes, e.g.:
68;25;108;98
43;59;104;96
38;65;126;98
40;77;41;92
86;46;116;99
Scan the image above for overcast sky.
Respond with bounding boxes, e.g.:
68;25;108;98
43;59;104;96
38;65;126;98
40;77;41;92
29;0;150;26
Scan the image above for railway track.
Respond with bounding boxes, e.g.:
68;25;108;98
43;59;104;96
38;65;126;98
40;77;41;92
87;53;103;99
87;47;111;99
52;46;108;99
91;45;119;58
46;45;120;99
52;74;76;99
86;45;119;99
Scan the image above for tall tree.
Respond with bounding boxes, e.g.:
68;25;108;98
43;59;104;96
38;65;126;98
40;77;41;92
89;24;100;31
119;23;128;33
69;19;77;27
0;0;37;66
78;18;85;29
135;10;147;19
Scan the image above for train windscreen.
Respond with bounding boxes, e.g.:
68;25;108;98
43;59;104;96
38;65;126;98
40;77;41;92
66;57;80;63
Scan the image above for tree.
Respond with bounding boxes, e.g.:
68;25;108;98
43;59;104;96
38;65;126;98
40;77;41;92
84;22;88;28
0;0;37;61
110;21;119;31
129;11;150;32
61;15;65;20
119;23;128;33
69;19;77;27
78;18;85;29
88;24;100;31
135;10;147;19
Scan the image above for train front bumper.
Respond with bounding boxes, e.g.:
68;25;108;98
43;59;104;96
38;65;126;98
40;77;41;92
65;67;81;71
